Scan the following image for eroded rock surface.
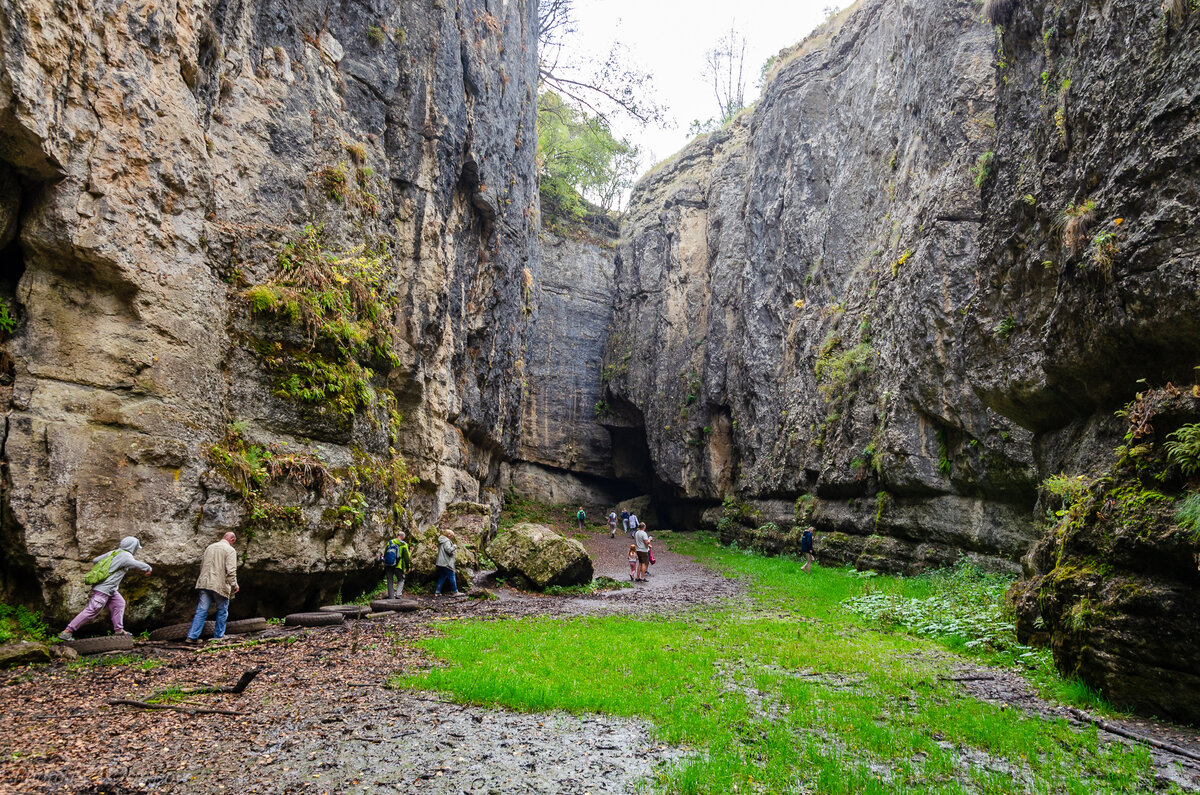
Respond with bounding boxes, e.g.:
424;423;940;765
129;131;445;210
0;0;539;624
606;0;1036;571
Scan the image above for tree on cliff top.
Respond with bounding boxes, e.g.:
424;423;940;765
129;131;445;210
537;0;664;126
689;24;748;137
537;91;640;220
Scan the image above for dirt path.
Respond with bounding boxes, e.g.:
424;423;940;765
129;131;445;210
2;530;1198;793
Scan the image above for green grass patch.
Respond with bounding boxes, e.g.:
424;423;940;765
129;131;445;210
67;653;162;671
392;535;1160;792
544;576;632;596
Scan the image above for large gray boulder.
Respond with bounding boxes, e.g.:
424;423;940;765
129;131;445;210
488;523;593;590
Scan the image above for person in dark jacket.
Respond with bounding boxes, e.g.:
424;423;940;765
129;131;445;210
58;537;153;640
801;526;816;573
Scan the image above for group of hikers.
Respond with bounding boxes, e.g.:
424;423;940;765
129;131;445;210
58;525;470;642
576;506;655;582
58;531;240;644
59;507;817;640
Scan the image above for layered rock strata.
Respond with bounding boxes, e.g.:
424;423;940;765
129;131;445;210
606;0;1037;572
504;221;634;511
0;0;539;624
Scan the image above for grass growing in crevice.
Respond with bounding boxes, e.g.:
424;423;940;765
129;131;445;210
392;535;1162;793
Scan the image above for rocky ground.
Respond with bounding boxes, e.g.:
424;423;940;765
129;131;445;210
1;530;1198;794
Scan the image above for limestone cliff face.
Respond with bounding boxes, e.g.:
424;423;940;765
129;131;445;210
607;0;1037;571
978;1;1200;723
608;0;1200;719
0;0;539;624
505;223;631;511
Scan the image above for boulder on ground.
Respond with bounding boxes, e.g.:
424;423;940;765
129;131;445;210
0;641;51;669
488;522;593;590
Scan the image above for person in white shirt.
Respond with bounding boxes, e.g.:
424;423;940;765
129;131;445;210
633;523;652;581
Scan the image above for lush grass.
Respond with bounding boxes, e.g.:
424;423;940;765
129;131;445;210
392;536;1161;793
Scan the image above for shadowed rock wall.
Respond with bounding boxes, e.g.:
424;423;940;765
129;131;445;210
979;1;1200;723
0;0;539;624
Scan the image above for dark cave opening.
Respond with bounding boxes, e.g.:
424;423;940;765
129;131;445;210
603;396;720;531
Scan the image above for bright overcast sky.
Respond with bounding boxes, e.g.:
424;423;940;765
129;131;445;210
566;0;842;169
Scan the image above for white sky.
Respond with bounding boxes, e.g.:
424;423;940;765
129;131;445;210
565;0;842;169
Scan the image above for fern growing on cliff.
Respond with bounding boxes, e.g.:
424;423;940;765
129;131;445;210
1165;423;1200;477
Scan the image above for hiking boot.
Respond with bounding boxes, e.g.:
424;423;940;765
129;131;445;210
114;630;133;637
183;637;203;645
57;630;74;641
451;592;467;599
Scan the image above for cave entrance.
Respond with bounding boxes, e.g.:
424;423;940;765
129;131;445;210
602;395;717;531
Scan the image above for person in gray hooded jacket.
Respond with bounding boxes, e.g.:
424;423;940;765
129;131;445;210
58;536;153;640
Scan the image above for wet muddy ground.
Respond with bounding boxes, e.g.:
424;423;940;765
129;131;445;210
2;529;1198;793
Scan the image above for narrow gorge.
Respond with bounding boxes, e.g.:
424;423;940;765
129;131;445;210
0;0;1196;724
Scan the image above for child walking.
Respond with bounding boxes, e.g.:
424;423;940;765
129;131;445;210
627;544;638;581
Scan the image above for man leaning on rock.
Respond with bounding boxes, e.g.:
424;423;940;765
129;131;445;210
185;532;240;644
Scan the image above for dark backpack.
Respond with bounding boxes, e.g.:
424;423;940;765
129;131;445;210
383;540;401;567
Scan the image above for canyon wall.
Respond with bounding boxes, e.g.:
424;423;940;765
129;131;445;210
605;0;1200;719
981;0;1200;724
504;221;633;512
0;0;540;624
607;0;1037;572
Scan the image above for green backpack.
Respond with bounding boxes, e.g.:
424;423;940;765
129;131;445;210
83;550;119;586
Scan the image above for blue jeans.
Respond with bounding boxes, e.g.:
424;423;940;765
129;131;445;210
188;588;229;639
435;566;457;595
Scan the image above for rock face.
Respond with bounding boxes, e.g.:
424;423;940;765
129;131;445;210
504;222;633;513
983;1;1200;723
0;0;540;624
606;0;1036;572
488;522;592;590
607;0;1200;720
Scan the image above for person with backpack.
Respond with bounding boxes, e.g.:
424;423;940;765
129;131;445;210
608;511;618;538
620;509;630;535
381;531;412;598
58;537;153;640
576;506;586;531
801;526;816;573
185;532;240;644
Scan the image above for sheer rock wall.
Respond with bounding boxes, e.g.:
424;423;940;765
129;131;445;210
504;225;630;512
608;0;1037;572
0;0;539;624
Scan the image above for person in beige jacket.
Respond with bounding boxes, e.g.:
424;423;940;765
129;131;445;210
185;532;240;643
